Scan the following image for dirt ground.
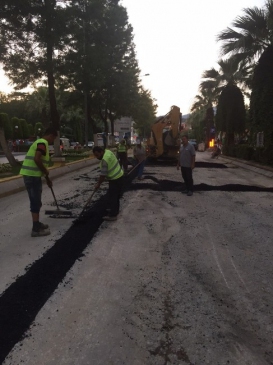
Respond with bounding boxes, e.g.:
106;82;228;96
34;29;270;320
1;152;273;365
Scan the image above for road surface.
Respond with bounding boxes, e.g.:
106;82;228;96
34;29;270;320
0;152;273;365
0;152;26;164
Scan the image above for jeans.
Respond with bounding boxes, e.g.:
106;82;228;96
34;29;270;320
23;176;42;213
181;167;193;192
137;160;145;178
108;176;124;217
118;152;128;171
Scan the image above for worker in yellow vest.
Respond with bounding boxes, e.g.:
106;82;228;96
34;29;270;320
93;146;124;221
117;139;128;172
20;127;58;237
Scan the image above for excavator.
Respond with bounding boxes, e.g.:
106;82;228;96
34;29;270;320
146;105;182;159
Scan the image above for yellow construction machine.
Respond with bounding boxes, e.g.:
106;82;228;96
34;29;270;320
146;105;182;159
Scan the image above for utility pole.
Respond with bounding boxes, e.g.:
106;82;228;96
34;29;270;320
83;0;89;149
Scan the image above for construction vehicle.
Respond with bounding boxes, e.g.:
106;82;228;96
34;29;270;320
146;105;182;159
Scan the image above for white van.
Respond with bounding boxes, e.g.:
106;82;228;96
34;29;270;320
49;137;70;155
60;138;70;150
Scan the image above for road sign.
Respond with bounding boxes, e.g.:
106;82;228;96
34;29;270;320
114;117;132;133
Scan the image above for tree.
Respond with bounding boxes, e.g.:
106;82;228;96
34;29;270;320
191;88;217;147
20;119;29;139
26;87;51;128
216;84;246;145
62;0;141;142
11;117;23;140
217;0;273;144
0;0;71;155
131;88;157;138
34;122;44;137
200;58;248;146
0;113;20;166
28;123;34;136
249;45;273;145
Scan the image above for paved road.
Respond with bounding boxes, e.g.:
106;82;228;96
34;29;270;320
1;152;273;364
0;152;26;164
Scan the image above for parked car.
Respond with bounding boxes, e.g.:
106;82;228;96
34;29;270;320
70;141;82;150
83;141;94;149
189;139;198;151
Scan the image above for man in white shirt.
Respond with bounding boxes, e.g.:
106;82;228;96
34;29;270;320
176;135;196;196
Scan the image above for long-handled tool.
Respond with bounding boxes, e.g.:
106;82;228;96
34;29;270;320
74;188;97;223
127;157;147;176
45;186;72;216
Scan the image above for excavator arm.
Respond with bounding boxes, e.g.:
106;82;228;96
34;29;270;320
147;105;182;159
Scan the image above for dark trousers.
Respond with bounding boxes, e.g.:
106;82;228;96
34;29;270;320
108;176;124;217
181;167;193;192
118;152;128;171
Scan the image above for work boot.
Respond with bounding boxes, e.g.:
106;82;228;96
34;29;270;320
31;228;51;237
39;222;49;230
187;191;193;196
103;216;117;221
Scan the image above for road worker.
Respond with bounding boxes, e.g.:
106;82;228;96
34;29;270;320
117;139;128;173
20;127;58;236
93;146;124;221
133;139;146;180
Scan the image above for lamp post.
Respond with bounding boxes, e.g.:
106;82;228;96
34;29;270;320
140;74;150;141
37;128;41;139
15;126;19;152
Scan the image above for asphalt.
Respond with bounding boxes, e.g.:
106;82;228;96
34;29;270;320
1;152;273;199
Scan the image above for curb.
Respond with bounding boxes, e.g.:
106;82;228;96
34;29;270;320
0;158;99;199
219;155;273;178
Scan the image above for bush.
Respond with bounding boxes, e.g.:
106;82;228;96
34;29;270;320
235;144;254;160
262;144;273;165
252;147;264;162
0;163;12;173
222;142;273;166
225;145;235;157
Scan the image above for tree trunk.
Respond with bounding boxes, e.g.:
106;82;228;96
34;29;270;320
45;0;61;156
0;128;21;166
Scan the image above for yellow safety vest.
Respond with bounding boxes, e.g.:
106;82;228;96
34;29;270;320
100;149;124;180
117;143;126;153
20;138;50;177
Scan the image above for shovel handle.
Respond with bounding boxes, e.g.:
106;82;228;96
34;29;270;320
50;186;60;210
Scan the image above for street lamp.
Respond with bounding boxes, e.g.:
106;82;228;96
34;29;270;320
14;126;19;152
38;128;41;139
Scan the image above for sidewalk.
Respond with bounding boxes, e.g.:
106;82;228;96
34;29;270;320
0;152;26;164
0;157;98;199
219;154;273;178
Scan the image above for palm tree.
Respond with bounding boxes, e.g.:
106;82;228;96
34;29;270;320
190;87;217;147
217;0;273;145
200;58;252;97
200;57;249;146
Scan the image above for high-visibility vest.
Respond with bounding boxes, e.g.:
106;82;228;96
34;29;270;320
117;143;126;153
100;149;124;180
20;138;50;177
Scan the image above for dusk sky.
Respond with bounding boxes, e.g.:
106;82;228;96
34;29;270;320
0;0;266;116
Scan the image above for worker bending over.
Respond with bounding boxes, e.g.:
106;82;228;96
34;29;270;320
20;127;58;237
93;146;124;221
